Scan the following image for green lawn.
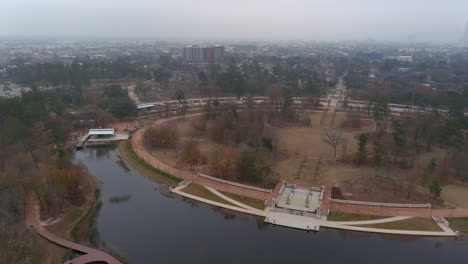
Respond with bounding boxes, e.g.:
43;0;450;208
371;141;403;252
220;191;266;210
447;217;468;233
181;184;238;207
361;217;441;231
328;212;386;222
119;141;180;187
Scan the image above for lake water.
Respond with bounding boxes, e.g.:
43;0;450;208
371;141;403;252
73;148;468;264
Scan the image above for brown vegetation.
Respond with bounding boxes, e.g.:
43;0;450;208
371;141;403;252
144;125;179;149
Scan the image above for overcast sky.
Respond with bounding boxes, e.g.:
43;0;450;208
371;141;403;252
2;0;468;42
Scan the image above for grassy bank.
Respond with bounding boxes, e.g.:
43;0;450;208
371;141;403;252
361;217;441;231
328;212;386;222
70;189;100;243
118;140;180;187
446;217;468;233
220;191;266;210
181;184;238;207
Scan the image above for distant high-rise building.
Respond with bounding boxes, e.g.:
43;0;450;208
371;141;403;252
183;46;204;62
183;45;224;63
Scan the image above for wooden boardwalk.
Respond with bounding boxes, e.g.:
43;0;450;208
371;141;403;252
26;197;122;264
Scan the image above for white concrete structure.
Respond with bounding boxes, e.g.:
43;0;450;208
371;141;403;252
137;103;154;110
275;183;323;213
88;128;115;136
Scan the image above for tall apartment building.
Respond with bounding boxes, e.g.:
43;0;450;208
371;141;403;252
183;45;224;63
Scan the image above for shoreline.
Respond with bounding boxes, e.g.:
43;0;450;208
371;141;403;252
118;128;460;236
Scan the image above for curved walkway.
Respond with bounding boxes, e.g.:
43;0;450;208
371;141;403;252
129;101;468;218
25;197;122;264
205;186;265;213
131;113;281;201
174;182;456;237
325;193;468;217
171;183;267;217
327;216;412;226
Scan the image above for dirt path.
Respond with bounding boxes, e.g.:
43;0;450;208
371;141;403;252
25;195;122;264
127;84;142;105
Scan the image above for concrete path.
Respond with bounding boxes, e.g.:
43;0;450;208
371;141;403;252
171;184;267;217
321;221;457;237
174;182;458;237
327;216;412;226
204;186;264;213
321;187;468;218
26;197;122;264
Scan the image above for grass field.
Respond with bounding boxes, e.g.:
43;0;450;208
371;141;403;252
220;191;266;210
361;217;441;231
151;148;179;167
151;118;219;168
441;184;468;208
181;184;238;207
327;212;386;222
119;141;180;187
446;217;468;233
273;112;364;187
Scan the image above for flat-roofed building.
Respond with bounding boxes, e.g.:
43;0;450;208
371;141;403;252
88;128;115;136
183;45;224;63
137;103;154;110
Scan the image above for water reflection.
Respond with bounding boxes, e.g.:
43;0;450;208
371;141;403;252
73;148;468;264
108;195;132;204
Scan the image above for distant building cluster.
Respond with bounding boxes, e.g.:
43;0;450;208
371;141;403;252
183;45;224;63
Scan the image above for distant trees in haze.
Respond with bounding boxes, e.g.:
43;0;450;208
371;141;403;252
98;85;137;120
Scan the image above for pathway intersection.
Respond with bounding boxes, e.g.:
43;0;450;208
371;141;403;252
170;181;458;237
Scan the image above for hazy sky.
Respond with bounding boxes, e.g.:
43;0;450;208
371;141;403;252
2;0;468;42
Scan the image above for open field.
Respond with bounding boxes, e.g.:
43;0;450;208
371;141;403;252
446;217;468;233
273;112;365;187
361;217;441;231
328;212;386;222
143;111;468;210
149;112;372;188
150;117;219;168
441;185;468;208
151;148;179;167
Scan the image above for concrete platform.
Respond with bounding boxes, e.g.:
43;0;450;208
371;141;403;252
275;183;322;213
87;133;129;142
265;208;322;231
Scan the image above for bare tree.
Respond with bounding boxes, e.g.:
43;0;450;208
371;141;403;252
322;129;345;161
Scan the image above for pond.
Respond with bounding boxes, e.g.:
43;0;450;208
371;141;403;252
73;147;468;264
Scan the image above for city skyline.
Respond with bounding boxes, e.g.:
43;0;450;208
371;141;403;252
2;0;468;43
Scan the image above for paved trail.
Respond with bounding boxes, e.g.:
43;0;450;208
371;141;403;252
130;104;468;219
322;187;468;217
25;196;122;264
